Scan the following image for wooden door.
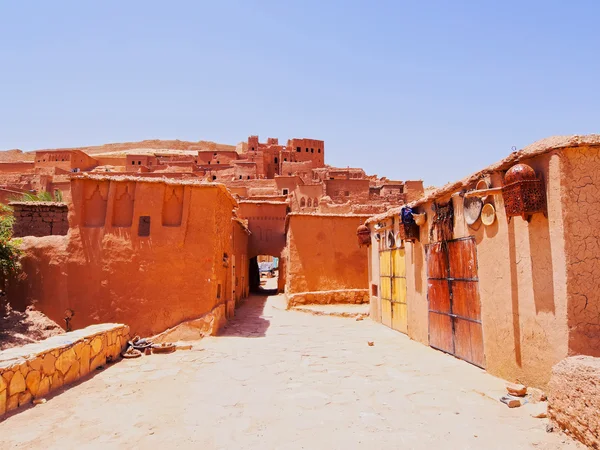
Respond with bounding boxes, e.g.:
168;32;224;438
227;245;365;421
426;237;485;368
379;249;393;328
379;248;408;334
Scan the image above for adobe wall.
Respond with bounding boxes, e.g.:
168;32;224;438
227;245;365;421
126;155;158;167
295;184;323;210
560;145;600;356
34;152;72;172
274;176;302;196
231;163;258;181
7;178;240;337
232;220;250;306
11;202;69;237
94;156;127;167
281;161;313;178
463;151;567;388
287;138;325;167
368;151;569;388
548;356;600;448
367;232;381;321
325;179;370;204
404;180;425;202
197;151;239;165
76;152;99;171
0;162;34;174
0;323;129;418
237;201;288;258
285;214;369;296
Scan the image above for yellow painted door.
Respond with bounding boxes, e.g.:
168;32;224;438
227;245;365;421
391;249;408;334
379;250;392;328
379;248;407;333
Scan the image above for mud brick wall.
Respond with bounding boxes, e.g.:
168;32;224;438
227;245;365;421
0;323;129;418
548;356;600;448
10;202;69;237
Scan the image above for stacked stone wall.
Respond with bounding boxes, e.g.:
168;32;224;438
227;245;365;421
0;323;129;418
10;202;68;237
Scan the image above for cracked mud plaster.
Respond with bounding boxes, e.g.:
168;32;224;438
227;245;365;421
562;145;600;356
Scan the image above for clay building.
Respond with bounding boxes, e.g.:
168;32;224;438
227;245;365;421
7;175;249;337
1;133;423;338
35;149;98;173
363;134;600;389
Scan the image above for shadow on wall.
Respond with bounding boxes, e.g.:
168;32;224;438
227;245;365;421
218;295;270;338
529;214;555;314
507;220;523;368
413;242;424;294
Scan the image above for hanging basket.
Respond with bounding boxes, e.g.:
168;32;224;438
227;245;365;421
397;221;419;242
357;224;371;247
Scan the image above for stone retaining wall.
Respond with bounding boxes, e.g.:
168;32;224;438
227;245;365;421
152;304;226;343
287;289;369;308
548;356;600;448
10;202;69;237
0;323;129;418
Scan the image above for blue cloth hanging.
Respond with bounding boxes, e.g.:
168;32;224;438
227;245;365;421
401;206;415;225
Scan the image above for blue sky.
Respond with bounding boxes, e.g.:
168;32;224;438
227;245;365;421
1;1;598;186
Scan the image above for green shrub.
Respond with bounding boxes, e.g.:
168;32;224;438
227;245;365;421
0;204;21;275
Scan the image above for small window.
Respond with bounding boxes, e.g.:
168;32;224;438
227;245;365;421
217;161;220;164
239;175;242;179
306;148;309;152
213;152;217;156
282;189;289;195
296;147;301;152
345;191;350;196
274;157;278;163
208;161;211;165
247;176;251;180
217;284;221;299
138;161;141;165
284;158;287;161
212;175;217;180
371;284;378;296
311;148;314;153
318;149;321;153
138;216;151;237
252;147;255;151
300;197;306;207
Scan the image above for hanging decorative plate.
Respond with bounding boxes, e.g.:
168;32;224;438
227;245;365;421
464;196;483;226
481;203;496;226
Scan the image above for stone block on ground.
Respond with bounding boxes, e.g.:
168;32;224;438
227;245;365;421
506;382;527;397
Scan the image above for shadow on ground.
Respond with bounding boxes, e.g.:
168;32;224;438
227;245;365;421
218;294;271;338
0;304;64;350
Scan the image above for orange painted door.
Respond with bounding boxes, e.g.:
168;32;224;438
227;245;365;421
426;237;485;368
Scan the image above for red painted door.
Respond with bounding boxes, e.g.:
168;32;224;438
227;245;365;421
426;237;485;368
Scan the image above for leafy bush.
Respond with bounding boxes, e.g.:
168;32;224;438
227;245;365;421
0;204;21;275
12;190;63;202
